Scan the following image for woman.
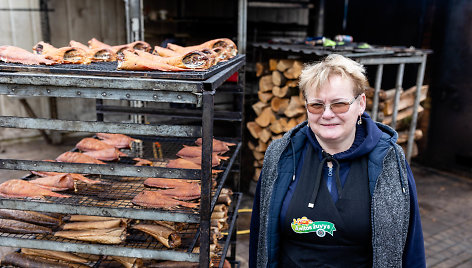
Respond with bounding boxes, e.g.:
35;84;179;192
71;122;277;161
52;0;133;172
249;54;425;267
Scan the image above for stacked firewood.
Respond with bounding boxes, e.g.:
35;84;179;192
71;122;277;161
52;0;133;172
366;85;428;157
247;59;307;182
247;59;429;182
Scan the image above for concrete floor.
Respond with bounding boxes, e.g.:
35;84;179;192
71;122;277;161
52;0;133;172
0;138;471;267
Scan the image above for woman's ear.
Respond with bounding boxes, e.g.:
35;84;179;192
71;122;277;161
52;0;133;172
359;93;366;114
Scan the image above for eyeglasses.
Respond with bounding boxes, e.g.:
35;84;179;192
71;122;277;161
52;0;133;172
306;94;360;114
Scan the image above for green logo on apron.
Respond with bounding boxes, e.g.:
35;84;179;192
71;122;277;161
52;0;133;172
291;217;336;237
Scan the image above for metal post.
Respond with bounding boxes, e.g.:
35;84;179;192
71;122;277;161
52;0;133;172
200;91;214;267
406;54;427;162
372;64;383;121
315;0;325;36
391;63;405;129
125;0;145;124
237;0;247;54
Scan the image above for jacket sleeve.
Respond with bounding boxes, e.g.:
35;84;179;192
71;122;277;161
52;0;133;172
249;176;262;268
402;161;426;268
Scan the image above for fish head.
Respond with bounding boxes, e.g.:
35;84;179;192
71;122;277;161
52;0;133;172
182;51;209;69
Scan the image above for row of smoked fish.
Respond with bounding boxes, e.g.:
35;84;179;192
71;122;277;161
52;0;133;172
0;133;235;210
0;211;232;267
0;37;238;71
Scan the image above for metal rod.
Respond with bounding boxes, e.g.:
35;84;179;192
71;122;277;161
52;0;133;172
356;56;425;65
202;58;246;91
238;0;247;54
0;116;201;137
391;63;405;129
407;55;427;162
0;159;200;179
96;105;242;121
0;236;199;261
0;199;200;223
219;193;242;268
199;91;214;267
372;64;383;121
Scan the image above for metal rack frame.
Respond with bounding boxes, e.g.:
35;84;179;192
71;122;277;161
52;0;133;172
0;55;246;267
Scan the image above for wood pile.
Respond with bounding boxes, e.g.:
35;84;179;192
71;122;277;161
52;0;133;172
247;58;429;183
366;85;428;157
247;59;307;182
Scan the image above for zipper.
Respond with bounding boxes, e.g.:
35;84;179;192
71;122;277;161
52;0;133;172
327;161;333;193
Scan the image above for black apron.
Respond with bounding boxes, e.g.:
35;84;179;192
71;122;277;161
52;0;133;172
280;145;372;268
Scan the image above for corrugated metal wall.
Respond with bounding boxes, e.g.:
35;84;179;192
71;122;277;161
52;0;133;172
0;0;126;143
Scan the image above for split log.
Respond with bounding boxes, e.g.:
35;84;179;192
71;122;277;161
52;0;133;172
397;129;423;144
259;128;272;143
252;101;269;116
258;91;273;104
283;60;303;79
276;59;295;72
366;98;385;111
247;121;262;139
254;168;262;181
296;113;307;124
270;97;290;114
272;134;283;140
272;85;297;98
284;96;305;118
284;118;299;132
269;118;285;134
252;150;264;161
286;80;298;88
382;105;424;125
365;87;399;101
269;59;278;71
255;140;268;152
383;85;428;116
255;107;276;127
256;62;269;77
258;75;274;93
272;71;286;87
253;160;262;168
247;141;256;151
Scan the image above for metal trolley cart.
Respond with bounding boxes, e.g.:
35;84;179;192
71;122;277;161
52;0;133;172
0;54;245;267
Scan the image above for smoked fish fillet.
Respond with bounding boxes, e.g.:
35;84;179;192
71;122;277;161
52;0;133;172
62;219;123;230
0;209;62;227
69;40;116;62
158;184;201;201
166;158;223;174
33;41;91;64
143;177;198;189
96;133;137;149
21;248;89;264
88;38;151;54
83;148;121;161
117;50;188;72
176;145;229;160
134;50;210;69
0;45;55;65
167;38;237;57
29;174;75;191
31;171;101;185
132;223;181;248
132;190;198;209
1;252;73;268
56;152;105;164
0;218;52;234
54;227;126;244
0;179;71;198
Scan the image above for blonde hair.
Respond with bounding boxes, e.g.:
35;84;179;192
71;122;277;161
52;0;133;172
298;54;368;98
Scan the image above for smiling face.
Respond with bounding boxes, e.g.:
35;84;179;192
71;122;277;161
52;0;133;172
306;74;366;153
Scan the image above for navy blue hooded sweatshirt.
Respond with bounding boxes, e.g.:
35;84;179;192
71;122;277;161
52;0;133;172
249;113;425;267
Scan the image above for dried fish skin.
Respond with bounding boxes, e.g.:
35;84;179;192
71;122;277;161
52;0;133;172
132;224;181;248
54;227;126;244
0;218;52;234
0;209;62;227
0;179;71;199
